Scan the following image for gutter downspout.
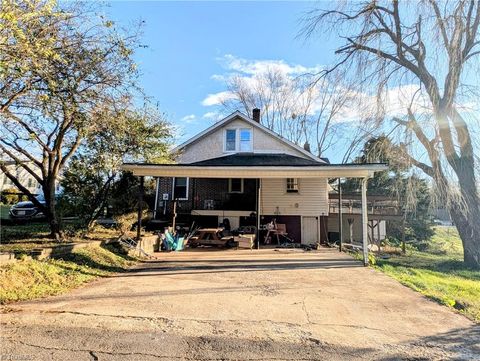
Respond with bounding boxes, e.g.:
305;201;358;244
361;177;369;266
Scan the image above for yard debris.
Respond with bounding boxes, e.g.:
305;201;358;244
117;236;153;259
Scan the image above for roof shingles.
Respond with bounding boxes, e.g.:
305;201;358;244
189;153;326;167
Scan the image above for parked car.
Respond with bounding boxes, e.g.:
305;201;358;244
9;195;46;221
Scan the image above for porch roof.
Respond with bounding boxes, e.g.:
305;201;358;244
122;160;388;179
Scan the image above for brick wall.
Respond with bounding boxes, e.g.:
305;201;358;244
155;178;257;219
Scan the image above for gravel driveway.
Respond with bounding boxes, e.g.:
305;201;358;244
1;248;479;360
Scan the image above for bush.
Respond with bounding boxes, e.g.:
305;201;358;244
114;209;149;238
1;188;24;205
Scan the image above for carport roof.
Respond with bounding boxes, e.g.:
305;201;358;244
122;154;387;179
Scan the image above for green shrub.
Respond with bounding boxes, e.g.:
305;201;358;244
1;188;23;205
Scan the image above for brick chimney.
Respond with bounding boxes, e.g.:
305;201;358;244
304;141;311;153
252;108;261;123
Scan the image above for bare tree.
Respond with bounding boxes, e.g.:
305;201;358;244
302;0;480;268
0;1;141;239
219;67;350;157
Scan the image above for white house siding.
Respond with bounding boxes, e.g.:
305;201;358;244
0;163;41;194
260;178;329;216
177;117;309;164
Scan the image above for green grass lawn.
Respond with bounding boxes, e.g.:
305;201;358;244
375;227;480;322
0;223;120;252
0;245;136;304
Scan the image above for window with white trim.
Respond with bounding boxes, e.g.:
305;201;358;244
225;129;236;151
224;128;252;152
239;129;252;151
173;177;189;200
228;178;244;193
286;178;299;193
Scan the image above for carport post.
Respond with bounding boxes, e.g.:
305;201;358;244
256;178;262;250
153;177;160;219
361;177;369;266
338;178;343;252
136;176;144;241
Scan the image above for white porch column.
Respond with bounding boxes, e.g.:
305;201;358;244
361;177;369;266
256;178;262;250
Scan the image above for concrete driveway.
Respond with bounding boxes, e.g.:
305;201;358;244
1;248;479;360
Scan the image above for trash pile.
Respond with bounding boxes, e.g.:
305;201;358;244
160;229;185;251
158;222;257;251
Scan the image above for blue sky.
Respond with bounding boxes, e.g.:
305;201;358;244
106;1;338;142
106;2;480;166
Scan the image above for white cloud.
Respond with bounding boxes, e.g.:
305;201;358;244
202;55;324;110
202;111;223;120
202;54;433;127
180;114;197;124
202;91;236;107
218;54;322;76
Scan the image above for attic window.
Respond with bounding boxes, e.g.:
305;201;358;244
286;178;299;193
239;129;252;151
225;129;236;151
224;128;252;152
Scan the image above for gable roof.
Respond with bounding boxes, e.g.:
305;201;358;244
172;111;326;163
190;153;325;166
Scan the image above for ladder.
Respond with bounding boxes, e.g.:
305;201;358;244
117;237;152;258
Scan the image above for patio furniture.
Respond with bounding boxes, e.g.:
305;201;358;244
264;221;291;245
188;228;235;248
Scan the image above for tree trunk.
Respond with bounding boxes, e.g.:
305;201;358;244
449;202;480;269
48;215;63;241
43;180;63;241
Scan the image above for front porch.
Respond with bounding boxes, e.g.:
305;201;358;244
123;161;387;265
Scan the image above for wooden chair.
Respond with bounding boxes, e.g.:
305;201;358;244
264;221;289;245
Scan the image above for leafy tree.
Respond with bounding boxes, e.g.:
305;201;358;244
302;1;480;268
109;172;157;217
343;136;434;243
0;0;142;239
61;107;172;229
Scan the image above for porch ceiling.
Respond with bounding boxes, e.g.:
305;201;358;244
121;163;388;179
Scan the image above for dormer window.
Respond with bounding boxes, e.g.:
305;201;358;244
224;128;252;152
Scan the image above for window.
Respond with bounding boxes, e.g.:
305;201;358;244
286;178;299;193
224;128;252;152
239;129;252;152
225;129;236;151
28;178;33;188
173;177;188;200
228;178;244;193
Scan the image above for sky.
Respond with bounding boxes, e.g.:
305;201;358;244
105;1;340;151
104;1;480;167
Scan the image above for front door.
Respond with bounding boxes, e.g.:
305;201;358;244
302;216;319;245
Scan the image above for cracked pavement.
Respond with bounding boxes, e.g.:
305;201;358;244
1;248;479;360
